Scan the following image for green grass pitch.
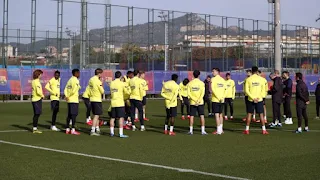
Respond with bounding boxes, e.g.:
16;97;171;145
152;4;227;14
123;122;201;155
0;99;319;180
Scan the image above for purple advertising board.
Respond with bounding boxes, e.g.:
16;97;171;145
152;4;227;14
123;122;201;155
1;68;320;95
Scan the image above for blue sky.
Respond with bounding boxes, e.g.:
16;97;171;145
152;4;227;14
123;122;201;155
2;0;320;32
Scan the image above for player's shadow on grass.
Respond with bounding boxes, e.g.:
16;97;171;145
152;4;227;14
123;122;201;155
45;120;86;128
223;118;265;128
152;115;166;118
100;116;109;121
190;125;240;133
45;120;64;127
224;118;248;124
36;123;52;130
147;125;187;134
44;120;94;134
11;124;32;132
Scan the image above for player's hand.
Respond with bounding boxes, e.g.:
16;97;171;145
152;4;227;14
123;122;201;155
65;97;69;101
306;101;310;105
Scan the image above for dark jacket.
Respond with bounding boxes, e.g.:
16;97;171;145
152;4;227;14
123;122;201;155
296;80;309;106
283;78;293;98
315;83;320;100
271;76;283;103
204;79;211;97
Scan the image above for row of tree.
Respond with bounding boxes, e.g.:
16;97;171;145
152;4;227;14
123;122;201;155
41;43;318;65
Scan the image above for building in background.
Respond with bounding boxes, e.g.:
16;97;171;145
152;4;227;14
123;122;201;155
0;45;18;57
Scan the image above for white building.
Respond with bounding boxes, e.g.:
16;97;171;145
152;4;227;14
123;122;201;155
181;34;320;55
0;45;17;57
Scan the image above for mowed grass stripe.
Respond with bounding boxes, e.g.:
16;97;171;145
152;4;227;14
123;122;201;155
0;140;250;180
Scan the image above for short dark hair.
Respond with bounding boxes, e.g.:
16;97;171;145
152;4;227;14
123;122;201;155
127;71;133;75
171;74;178;82
193;70;200;78
139;71;145;75
296;72;303;80
95;68;103;75
207;75;211;79
72;69;80;76
54;70;60;75
115;71;122;78
269;73;275;78
133;70;139;76
183;78;189;85
282;71;289;75
251;66;258;73
258;70;261;74
33;69;43;79
226;73;231;77
212;68;220;73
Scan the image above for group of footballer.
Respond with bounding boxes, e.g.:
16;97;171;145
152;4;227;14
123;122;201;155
161;66;269;135
31;68;150;138
30;65;310;137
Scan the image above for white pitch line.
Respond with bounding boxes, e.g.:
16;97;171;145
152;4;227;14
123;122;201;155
232;128;320;133
0;140;249;180
1;127;320;133
0;129;54;133
0;130;28;133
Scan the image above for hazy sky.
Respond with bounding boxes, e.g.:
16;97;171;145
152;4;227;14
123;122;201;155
2;0;320;32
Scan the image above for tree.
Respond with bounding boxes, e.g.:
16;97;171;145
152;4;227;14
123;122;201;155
72;43;96;65
114;52;121;63
39;48;48;54
231;46;245;59
120;43;144;63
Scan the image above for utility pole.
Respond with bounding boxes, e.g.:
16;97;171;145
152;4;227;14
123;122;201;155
268;0;282;73
80;0;88;69
65;27;73;69
31;0;37;68
104;0;111;69
87;29;90;67
159;11;169;71
2;0;9;69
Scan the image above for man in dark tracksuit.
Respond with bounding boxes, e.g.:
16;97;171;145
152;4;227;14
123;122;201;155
269;72;283;127
282;71;293;125
315;79;320;119
295;73;310;133
204;76;213;117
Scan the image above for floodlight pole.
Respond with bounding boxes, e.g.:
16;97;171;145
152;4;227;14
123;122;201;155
159;11;169;71
269;0;282;73
80;0;88;69
104;0;111;69
65;28;73;69
274;0;281;73
2;0;9;69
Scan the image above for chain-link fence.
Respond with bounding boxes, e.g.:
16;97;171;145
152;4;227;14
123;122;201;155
1;0;320;73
